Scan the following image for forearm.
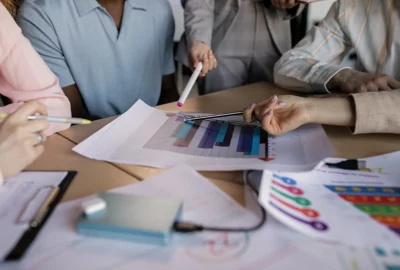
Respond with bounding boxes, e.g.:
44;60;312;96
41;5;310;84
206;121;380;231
274;56;345;93
274;1;351;93
305;97;355;127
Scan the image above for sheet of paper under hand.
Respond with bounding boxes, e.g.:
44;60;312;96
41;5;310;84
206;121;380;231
5;165;397;270
73;100;333;172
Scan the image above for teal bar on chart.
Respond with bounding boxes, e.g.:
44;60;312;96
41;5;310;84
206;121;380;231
216;123;229;143
250;127;260;156
176;121;195;139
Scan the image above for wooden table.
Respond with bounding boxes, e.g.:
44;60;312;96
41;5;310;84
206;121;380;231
59;82;400;185
27;134;246;205
26;134;139;202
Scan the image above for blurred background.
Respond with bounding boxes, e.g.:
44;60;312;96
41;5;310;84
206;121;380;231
168;0;355;96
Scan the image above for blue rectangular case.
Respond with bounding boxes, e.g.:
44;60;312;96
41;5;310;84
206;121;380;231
76;193;183;246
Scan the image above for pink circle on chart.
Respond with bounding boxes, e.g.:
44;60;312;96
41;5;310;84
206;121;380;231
287;187;304;195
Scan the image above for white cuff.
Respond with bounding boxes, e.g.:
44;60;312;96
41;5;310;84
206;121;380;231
323;67;352;93
309;65;352;93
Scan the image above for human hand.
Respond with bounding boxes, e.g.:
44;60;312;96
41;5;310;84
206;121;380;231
271;0;298;9
327;69;400;93
243;95;310;136
189;40;217;77
0;101;49;179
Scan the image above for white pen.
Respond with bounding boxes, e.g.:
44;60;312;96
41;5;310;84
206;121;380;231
0;113;91;125
177;62;203;107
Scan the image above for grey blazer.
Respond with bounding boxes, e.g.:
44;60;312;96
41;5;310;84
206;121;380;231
176;0;304;67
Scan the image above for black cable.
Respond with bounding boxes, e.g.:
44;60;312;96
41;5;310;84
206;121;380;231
325;159;366;171
173;171;267;233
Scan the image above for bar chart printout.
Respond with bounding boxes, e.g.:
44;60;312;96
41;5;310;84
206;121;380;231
144;115;274;159
326;184;400;238
73;100;334;171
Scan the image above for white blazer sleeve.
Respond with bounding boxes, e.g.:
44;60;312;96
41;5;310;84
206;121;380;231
184;0;215;47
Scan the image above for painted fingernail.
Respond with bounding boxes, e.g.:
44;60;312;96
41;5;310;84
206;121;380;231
250;103;257;109
278;101;287;106
266;110;272;116
272;96;277;102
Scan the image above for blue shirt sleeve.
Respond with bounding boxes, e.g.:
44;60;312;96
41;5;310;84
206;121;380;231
18;2;75;88
163;2;176;76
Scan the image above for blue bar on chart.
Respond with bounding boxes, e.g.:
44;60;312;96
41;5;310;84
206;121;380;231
242;127;254;153
172;117;186;137
237;126;259;156
237;126;246;152
172;123;185;137
198;122;222;149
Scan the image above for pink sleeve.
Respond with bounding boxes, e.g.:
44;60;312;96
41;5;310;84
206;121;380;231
0;4;71;135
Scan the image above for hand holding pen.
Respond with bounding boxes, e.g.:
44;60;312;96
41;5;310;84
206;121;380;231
0;102;49;181
0;113;91;125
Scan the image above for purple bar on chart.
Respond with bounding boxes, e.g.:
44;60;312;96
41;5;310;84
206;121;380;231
242;127;254;153
202;122;222;149
173;120;202;147
237;126;246;152
215;124;234;147
198;122;214;148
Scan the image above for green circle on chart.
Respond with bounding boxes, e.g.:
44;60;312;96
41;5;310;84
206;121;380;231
296;197;311;206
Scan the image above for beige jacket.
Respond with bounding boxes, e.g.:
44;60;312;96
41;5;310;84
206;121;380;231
274;0;400;134
176;0;304;67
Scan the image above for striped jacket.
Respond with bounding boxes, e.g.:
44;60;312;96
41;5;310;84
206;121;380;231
274;0;400;134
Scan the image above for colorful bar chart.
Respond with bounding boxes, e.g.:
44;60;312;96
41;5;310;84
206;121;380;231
325;184;400;237
144;115;273;159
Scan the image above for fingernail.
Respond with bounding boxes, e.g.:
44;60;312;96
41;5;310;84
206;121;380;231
272;96;277;102
250;103;257;109
278;101;287;106
266;110;272;116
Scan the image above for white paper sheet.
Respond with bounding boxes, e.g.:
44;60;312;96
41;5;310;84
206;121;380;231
0;171;67;260
3;165;398;270
73;100;333;172
259;152;400;253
